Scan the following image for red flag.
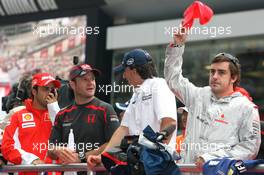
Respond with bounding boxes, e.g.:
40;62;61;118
182;1;214;29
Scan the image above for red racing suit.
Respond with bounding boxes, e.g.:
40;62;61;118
1;99;55;175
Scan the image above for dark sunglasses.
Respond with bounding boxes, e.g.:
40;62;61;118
70;65;89;80
72;69;87;78
215;53;239;66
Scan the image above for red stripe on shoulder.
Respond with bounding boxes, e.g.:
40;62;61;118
85;105;107;123
57;105;77;116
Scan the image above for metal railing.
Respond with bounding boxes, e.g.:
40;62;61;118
1;163;264;174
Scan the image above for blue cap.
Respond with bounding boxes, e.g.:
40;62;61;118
114;49;152;73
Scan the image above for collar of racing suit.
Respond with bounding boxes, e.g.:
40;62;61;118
210;91;243;104
24;99;48;117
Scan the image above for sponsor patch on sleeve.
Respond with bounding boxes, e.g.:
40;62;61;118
252;121;260;136
208;160;220;166
22;122;36;128
22;113;34;122
44;113;51;122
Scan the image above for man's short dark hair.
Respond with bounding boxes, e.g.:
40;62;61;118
211;53;241;88
133;62;158;80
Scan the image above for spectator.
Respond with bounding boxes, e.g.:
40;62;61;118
1;73;61;175
48;64;119;175
164;30;261;166
87;49;177;169
176;106;188;154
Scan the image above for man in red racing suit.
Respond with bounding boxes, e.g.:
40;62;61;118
1;73;61;175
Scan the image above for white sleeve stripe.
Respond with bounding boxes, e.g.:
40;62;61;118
13;126;39;164
13;128;21;149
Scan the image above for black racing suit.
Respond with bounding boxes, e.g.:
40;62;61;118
49;97;120;175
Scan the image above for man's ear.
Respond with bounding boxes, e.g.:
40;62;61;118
31;88;37;97
132;68;138;75
231;75;238;84
69;80;75;91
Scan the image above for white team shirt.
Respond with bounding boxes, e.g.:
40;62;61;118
121;77;177;148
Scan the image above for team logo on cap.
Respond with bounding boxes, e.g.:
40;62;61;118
126;58;134;65
144;51;150;58
22;113;34;122
41;75;55;81
80;64;91;70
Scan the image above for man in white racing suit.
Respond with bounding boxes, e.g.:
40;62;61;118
87;48;177;170
164;30;261;167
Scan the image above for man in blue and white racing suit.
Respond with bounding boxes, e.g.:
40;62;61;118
164;30;261;166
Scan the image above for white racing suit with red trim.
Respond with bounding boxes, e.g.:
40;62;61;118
164;45;261;163
1;99;60;175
